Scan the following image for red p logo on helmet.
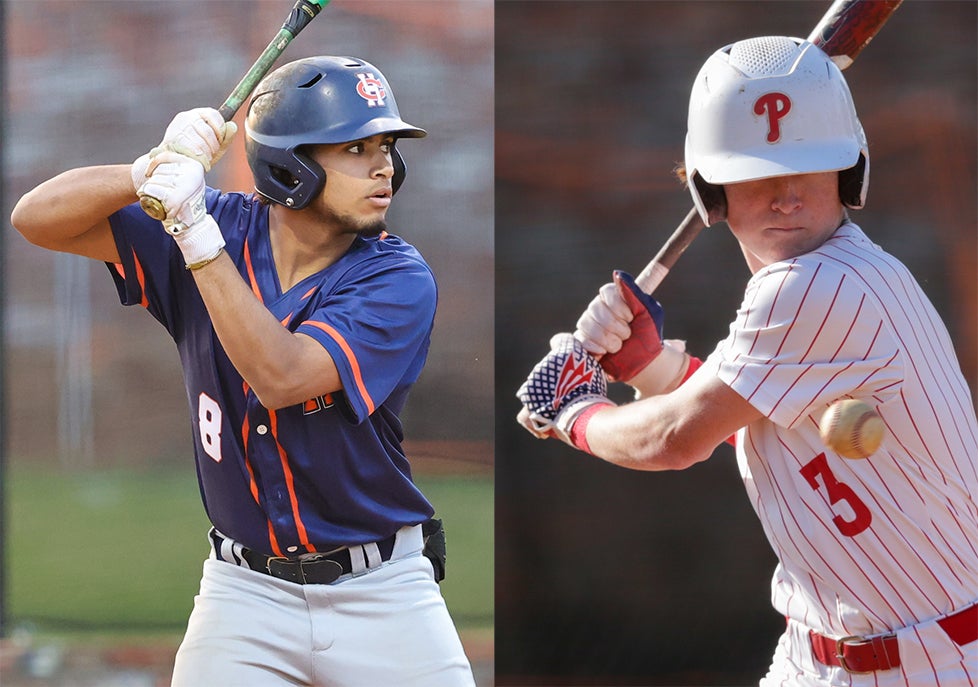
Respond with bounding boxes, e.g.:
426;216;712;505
754;92;792;143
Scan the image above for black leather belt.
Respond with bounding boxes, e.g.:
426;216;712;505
212;530;397;585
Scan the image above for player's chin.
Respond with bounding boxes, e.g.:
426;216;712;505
359;201;390;222
353;217;389;238
763;232;825;262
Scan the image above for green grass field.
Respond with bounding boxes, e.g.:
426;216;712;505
6;465;493;635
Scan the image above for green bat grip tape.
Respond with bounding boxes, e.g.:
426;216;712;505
218;0;329;121
140;0;329;221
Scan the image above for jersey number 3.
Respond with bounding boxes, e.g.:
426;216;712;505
800;453;872;537
198;392;223;463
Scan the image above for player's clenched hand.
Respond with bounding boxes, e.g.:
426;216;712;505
574;279;633;356
130;151;155;195
140;151;207;225
130;109;236;193
516;333;614;450
575;270;665;382
137;151;225;269
156;108;237;172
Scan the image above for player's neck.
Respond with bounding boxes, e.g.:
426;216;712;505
268;206;356;292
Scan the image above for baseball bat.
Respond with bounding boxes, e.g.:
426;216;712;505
633;0;903;294
138;0;330;221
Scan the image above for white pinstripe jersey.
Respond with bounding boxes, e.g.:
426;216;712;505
704;222;978;638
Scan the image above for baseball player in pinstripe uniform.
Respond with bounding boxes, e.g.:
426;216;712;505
13;56;475;686
517;37;978;686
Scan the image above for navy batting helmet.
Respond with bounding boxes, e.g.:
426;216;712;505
245;56;426;209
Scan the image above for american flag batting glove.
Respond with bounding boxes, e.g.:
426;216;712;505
517;333;614;450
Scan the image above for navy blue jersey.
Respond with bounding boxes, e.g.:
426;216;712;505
107;189;436;556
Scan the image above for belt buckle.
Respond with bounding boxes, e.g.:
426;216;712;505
264;555;291;575
835;635;872;674
298;554;344;584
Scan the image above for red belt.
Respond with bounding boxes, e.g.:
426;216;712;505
809;602;978;674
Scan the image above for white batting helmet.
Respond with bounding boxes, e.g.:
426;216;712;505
684;36;869;225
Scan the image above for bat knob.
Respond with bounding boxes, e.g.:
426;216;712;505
139;194;168;221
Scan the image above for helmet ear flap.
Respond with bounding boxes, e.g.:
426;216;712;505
392;146;407;195
250;143;326;209
839;153;868;209
692;173;728;225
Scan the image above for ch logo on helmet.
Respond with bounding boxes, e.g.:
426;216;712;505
356;73;387;108
754;92;792;143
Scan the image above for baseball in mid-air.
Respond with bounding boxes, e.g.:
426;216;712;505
819;399;885;459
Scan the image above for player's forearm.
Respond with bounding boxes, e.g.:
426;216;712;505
11;165;132;262
583;397;712;471
584;373;757;470
191;255;341;409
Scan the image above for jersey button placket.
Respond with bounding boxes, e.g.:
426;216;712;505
248;402;294;550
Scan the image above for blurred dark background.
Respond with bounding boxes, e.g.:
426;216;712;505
495;2;976;685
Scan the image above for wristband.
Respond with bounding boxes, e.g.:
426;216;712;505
569;402;614;454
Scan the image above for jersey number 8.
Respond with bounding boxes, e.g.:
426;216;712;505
198;392;224;463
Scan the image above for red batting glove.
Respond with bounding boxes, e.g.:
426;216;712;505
600;270;665;382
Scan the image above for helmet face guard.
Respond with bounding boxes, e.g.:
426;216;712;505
684;36;869;225
245;56;426;209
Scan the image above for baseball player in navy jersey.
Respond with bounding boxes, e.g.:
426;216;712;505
12;56;475;687
517;36;978;686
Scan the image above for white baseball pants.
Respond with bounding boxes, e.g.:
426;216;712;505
170;527;476;687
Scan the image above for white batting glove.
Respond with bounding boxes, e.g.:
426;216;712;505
131;109;235;194
154;108;237;172
137;151;225;269
130;151;154;194
574;280;634;357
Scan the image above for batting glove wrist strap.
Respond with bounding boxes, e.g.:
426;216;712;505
166;214;226;269
628;340;689;399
